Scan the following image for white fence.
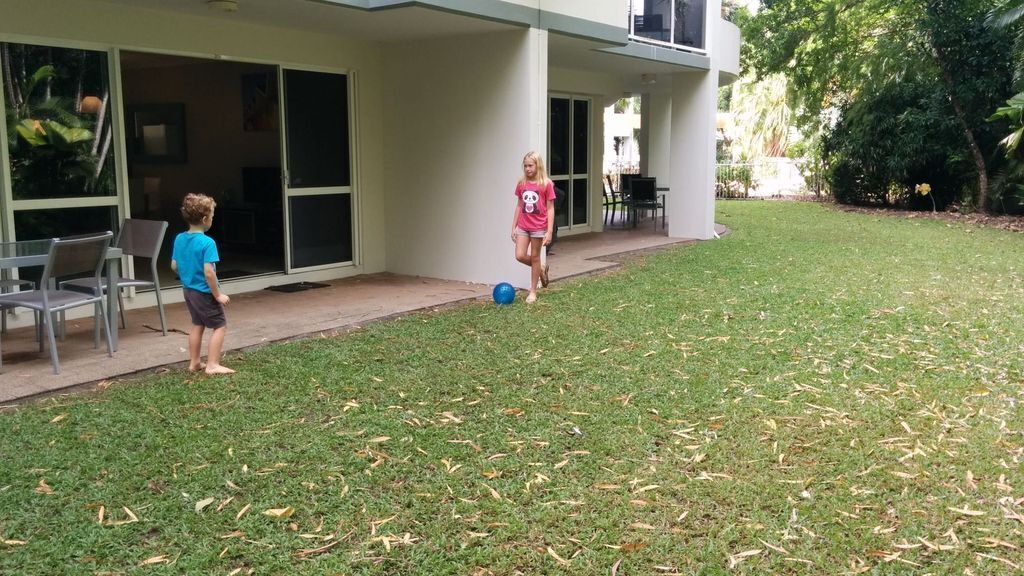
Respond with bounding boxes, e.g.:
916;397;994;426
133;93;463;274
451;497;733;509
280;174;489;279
716;158;825;198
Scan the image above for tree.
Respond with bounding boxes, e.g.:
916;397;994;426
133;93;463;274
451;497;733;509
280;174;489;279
729;73;795;160
744;0;1014;212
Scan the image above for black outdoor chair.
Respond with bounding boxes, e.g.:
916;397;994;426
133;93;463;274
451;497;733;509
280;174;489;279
629;177;665;229
618;173;641;226
603;175;622;226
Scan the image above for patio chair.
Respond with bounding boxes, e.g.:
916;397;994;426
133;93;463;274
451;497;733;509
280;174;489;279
603;175;622;226
0;232;114;375
0;275;34;334
618;173;640;226
60;219;168;337
629;177;665;229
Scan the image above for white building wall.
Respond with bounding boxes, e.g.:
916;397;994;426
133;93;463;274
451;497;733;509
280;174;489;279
0;0;389;294
382;30;546;288
715;19;741;80
501;0;625;29
540;0;625;29
603;104;641;175
646;91;672;186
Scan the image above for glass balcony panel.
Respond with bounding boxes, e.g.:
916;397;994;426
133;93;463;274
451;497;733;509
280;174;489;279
674;0;706;49
629;0;705;51
633;2;671;43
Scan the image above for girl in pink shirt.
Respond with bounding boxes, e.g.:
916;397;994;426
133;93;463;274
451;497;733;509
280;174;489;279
510;151;556;303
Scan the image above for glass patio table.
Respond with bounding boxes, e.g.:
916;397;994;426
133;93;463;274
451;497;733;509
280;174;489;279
0;238;124;350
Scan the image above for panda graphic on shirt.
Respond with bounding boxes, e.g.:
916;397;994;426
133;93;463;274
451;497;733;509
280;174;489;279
522;189;540;214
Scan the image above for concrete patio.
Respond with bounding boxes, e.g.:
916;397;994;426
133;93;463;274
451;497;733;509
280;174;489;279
0;224;721;405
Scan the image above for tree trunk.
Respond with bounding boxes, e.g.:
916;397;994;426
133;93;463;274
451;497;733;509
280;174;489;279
1;44;21;110
93;92;111;181
931;43;989;212
91;91;108;155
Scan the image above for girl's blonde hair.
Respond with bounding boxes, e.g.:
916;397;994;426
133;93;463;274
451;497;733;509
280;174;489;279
521;151;549;184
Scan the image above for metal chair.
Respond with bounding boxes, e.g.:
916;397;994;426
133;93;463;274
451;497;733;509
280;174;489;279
603;175;622;226
60;219;168;336
629;177;665;229
0;232;114;374
618;173;640;226
0;275;34;333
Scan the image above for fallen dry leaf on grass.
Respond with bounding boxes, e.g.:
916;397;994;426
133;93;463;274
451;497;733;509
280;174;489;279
294;540;341;558
194;497;215;513
264;507;295;519
728;548;763;568
107;506;139;526
138;555;168;566
947;506;985;517
236;503;251;520
546;546;571;566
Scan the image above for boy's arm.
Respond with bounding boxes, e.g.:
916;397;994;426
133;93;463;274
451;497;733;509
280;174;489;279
204;262;230;305
170;259;177;274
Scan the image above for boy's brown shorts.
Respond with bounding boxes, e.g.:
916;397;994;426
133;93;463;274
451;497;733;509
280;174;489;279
183;288;226;329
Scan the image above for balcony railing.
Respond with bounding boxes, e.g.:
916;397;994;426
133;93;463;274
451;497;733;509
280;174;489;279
628;0;706;52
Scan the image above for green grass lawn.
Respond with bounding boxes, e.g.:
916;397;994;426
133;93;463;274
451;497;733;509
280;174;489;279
3;201;1024;575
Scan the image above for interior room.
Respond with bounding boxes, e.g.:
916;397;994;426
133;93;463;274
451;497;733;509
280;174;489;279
120;51;284;286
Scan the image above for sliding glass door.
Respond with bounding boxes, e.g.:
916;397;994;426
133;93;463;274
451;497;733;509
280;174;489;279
281;68;353;271
549;95;590;231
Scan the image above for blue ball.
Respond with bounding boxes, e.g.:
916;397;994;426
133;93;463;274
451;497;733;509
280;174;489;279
492;282;516;305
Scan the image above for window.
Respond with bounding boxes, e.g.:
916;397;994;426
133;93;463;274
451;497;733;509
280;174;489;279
628;0;706;51
2;43;117;201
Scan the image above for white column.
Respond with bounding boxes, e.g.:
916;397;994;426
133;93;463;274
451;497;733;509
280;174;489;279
515;28;549;290
638;94;650;176
668;70;717;240
530;28;549;161
646;90;672;185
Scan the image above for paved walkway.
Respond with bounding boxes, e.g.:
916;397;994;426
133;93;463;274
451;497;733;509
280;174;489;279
0;224;721;405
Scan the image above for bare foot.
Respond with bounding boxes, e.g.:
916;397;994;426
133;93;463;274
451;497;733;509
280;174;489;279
187;362;207;372
525;292;537;304
205;364;235;375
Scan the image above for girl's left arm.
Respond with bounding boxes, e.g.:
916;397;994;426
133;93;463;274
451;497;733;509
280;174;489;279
544;180;555;245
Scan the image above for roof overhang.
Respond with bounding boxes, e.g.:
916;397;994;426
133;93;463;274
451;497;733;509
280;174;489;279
548;33;710;95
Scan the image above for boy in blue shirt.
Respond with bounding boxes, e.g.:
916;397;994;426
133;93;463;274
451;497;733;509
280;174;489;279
171;193;234;375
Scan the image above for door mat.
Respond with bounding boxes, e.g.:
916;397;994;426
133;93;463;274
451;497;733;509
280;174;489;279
265;281;330;293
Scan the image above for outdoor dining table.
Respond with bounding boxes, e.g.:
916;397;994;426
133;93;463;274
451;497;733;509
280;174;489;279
0;238;124;351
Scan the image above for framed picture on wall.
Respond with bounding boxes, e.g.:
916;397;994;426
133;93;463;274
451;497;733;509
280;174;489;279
242;72;279;132
127;103;187;164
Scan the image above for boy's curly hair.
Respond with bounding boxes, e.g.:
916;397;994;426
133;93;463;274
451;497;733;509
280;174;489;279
180;193;216;226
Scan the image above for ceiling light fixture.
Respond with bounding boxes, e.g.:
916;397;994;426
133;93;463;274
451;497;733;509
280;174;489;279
206;0;239;12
